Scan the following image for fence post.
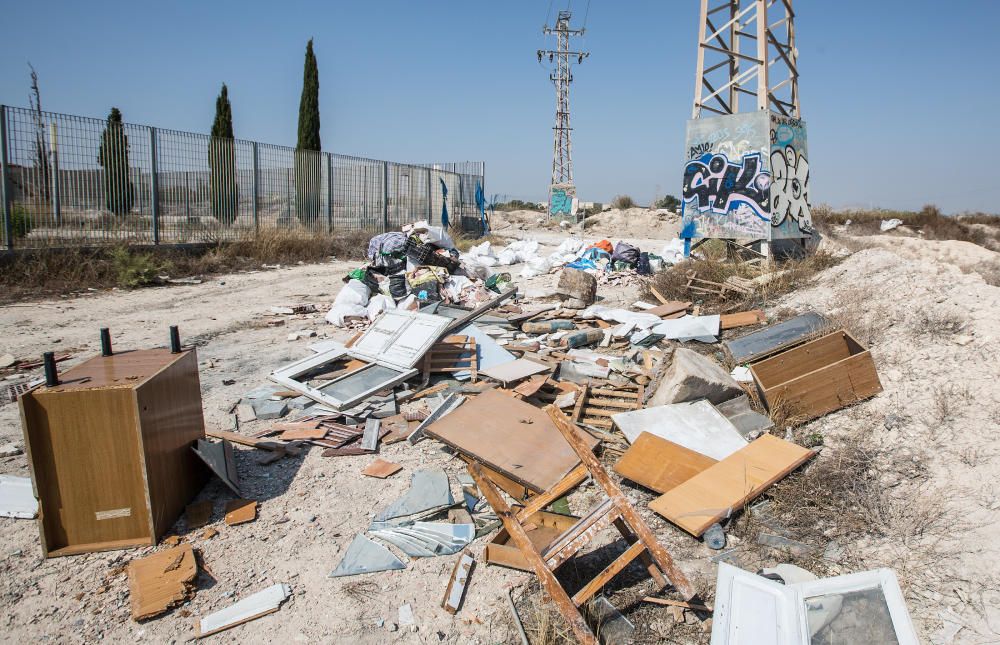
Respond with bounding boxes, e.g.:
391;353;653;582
251;142;259;233
149;127;160;244
50;123;61;226
382;161;389;233
326;153;333;234
0;106;12;249
426;167;432;224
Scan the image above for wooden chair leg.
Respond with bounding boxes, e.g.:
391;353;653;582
468;462;598;645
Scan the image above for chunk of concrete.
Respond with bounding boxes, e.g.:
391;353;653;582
648;347;743;406
251;398;288;420
556;268;597;308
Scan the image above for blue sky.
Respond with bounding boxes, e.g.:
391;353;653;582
1;0;997;213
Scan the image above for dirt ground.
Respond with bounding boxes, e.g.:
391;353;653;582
1;217;999;644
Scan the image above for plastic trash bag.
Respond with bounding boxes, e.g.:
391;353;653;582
325;279;371;327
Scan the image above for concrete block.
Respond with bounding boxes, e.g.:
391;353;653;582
252;398;289;420
648;347;743;407
556;268;597;308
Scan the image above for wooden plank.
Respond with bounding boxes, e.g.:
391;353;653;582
279;427;328;440
647;301;692;318
515;464;589;523
642;596;713;612
720;310;766;330
546;407;695;600
424;390;598;493
485;511;580;572
441;552;475;614
613;432;718;494
459;455;529;501
542;500;620;569
648;435;816;536
468;462;598;645
649;286;670;305
571;540;646;607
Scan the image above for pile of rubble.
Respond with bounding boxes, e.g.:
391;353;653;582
1;228;920;644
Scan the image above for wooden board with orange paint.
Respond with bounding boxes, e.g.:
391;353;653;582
648;435;815;536
612;432;717;494
720;310;766;330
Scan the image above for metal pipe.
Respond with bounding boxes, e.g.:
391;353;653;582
169;326;181;353
43;352;59;386
100;328;112;356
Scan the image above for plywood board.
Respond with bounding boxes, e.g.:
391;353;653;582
612;400;748;461
613;433;717;494
649;435;815;536
224;499;258;526
647;301;691;318
720;310;766;330
424;389;598;493
127;544;198;620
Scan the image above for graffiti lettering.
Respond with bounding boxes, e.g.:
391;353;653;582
682;153;770;220
688;142;713;159
770;145;810;228
550;188;573;216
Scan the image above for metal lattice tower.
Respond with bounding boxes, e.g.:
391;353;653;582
692;0;800;119
539;11;589;187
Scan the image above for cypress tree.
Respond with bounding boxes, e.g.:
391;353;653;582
97;107;134;215
209;83;238;224
295;38;322;224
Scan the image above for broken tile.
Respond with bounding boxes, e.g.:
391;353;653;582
185;501;213;529
224;499;258;526
362;458;403;479
195;583;292;637
251;399;288;420
329;534;406;578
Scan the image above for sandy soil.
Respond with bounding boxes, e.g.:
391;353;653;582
1;225;999;644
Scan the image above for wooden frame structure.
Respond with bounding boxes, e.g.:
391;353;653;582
422;335;478;385
692;0;800;118
467;406;693;644
570;383;644;430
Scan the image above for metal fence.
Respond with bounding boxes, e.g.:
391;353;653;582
0;105;486;249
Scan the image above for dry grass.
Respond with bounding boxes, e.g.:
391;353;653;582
812;204;1000;248
641;249;843;314
0;228;370;304
447;226;509;253
909;305;967;338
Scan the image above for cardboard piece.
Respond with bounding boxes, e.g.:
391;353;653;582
613;432;717;494
649;435;815;536
224;499;258;526
424;390;599;493
127;544;198;620
362;458;403;479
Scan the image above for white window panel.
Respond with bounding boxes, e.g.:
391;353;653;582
350;311;451;370
712;563;804;645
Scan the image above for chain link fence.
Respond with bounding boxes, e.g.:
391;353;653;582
0;105;486;249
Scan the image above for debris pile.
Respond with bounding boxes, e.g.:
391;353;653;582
6;230;921;643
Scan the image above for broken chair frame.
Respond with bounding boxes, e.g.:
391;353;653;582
467;405;694;645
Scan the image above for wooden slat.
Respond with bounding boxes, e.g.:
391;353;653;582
648;435;815;536
613;432;717;493
585;398;639;410
546;406;695;599
543;502;620;570
720;310;766;330
515;463;588;523
571;540;646;607
591;388;639;399
468;463;598;645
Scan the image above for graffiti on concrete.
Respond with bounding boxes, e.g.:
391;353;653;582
770;145;809;227
549;184;576;217
682;152;771;220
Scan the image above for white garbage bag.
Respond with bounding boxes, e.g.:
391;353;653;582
325;279;371;327
366;294;396;321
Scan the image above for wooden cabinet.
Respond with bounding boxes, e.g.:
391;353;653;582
18;349;208;557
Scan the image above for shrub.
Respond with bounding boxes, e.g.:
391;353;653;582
11;205;32;238
611;194;636;210
110;247;163;288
